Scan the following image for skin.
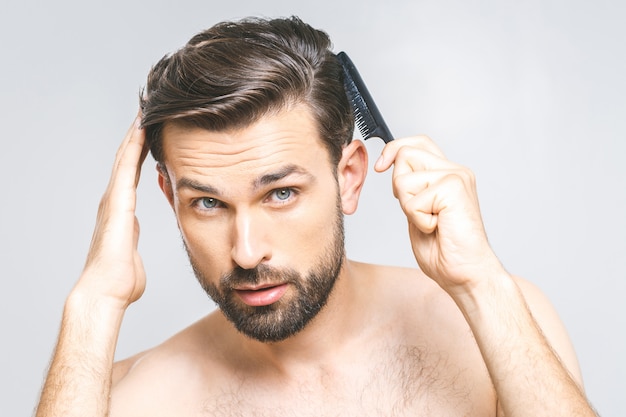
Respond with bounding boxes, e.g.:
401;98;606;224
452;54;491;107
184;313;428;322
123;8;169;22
35;104;597;417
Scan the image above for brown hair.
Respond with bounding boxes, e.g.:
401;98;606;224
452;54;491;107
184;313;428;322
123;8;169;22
140;16;354;166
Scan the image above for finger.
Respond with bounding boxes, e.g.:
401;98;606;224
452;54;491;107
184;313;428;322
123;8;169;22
107;116;147;211
374;135;446;173
88;114;146;259
390;146;459;181
401;181;448;235
403;190;440;235
392;168;460;200
134;130;150;187
110;112;142;180
398;170;474;230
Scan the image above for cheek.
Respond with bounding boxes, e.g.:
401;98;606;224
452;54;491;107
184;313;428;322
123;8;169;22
177;215;232;273
283;192;341;255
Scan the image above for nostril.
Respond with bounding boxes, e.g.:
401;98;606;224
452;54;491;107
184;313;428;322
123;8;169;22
231;239;269;270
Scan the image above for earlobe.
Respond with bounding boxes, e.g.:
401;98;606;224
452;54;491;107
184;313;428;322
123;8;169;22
338;140;368;215
157;164;175;208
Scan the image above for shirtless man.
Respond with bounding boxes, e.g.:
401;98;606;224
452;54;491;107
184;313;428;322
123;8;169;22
35;16;597;416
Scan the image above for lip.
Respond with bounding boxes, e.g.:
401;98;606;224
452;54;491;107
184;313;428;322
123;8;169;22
234;282;284;291
234;283;289;307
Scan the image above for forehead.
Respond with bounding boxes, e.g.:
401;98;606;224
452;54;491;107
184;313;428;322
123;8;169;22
160;105;333;185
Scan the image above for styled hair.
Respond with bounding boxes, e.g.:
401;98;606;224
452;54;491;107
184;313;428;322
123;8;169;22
140;16;354;166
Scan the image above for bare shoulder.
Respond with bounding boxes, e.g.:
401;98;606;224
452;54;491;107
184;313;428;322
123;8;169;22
358;261;480;353
511;275;584;386
348;260;434;290
109;313;227;417
112;351;145;386
369;264;582;385
348;261;497;414
348;260;462;317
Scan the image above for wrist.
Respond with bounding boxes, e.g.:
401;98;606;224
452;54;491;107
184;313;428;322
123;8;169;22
64;286;128;334
449;269;521;321
69;268;138;313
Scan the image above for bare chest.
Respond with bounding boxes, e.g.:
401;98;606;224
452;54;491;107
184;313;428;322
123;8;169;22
199;345;494;417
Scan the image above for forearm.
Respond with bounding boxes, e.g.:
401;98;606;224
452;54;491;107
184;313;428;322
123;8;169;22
36;290;125;417
454;273;596;417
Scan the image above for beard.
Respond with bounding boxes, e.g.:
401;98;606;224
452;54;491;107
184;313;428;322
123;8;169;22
186;199;345;343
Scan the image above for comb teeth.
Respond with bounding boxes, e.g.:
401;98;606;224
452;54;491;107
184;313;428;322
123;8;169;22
337;52;393;143
349;85;373;138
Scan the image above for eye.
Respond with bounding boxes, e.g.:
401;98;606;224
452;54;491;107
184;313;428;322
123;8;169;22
274;188;292;201
266;187;298;205
194;197;221;210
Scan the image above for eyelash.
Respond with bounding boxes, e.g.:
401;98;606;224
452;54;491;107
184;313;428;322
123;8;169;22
266;187;298;204
191;187;299;212
192;197;223;211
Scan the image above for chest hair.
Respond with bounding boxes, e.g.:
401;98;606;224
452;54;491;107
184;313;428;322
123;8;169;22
201;344;476;417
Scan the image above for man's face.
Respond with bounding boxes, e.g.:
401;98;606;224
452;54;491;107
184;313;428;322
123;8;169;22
159;105;347;342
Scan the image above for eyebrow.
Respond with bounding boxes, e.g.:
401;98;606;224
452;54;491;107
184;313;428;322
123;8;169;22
176;178;221;195
176;164;314;196
252;164;313;190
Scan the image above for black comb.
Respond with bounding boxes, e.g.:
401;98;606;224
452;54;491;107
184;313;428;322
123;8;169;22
337;51;394;143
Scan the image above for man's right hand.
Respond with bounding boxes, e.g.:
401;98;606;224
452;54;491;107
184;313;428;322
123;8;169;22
72;113;149;311
35;114;150;417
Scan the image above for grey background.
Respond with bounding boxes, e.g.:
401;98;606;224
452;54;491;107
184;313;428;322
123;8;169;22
1;0;623;416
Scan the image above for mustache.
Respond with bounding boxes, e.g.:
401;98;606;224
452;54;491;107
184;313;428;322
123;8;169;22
221;264;301;289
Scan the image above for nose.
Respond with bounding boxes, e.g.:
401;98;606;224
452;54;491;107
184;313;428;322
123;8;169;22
230;209;271;270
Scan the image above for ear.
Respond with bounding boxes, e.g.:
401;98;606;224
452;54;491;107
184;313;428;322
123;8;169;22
337;140;368;215
157;163;175;208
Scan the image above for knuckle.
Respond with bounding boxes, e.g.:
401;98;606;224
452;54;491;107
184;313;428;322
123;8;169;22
392;172;414;199
442;172;466;193
460;166;476;183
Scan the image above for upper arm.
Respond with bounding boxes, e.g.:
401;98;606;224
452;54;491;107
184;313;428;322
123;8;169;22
513;275;584;388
